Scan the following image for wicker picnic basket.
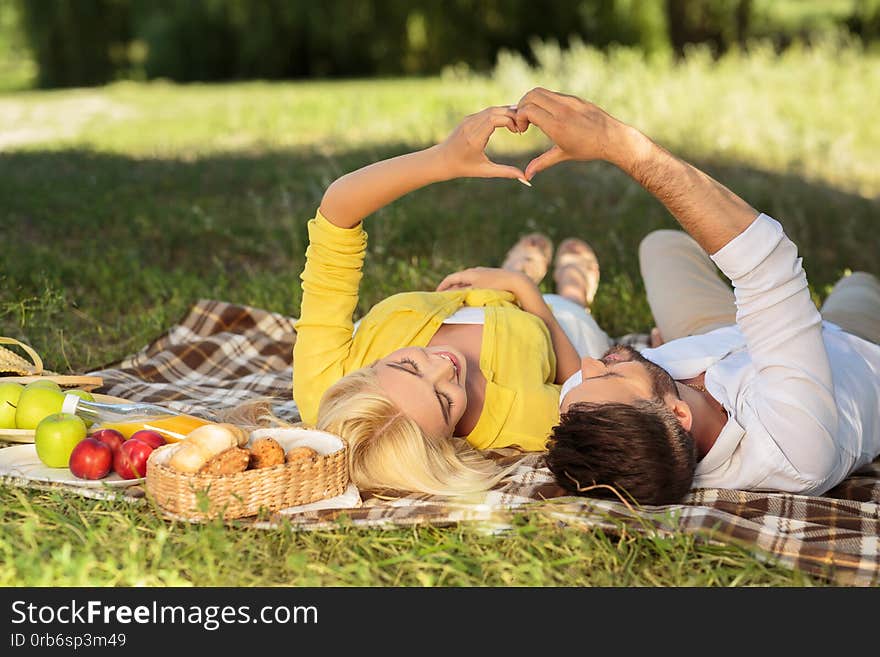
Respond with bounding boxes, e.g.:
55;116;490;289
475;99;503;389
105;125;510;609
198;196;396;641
0;337;102;390
145;427;349;520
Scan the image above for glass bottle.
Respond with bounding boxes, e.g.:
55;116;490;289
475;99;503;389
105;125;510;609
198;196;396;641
61;394;214;442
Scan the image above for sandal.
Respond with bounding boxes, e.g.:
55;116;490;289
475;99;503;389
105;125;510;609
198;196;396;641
554;237;600;308
501;233;553;285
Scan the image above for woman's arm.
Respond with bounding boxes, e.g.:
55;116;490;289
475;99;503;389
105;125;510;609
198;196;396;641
295;107;527;421
320;107;525;229
436;267;581;384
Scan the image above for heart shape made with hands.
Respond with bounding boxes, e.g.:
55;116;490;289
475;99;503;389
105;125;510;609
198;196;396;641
508;104;571;183
445;104;566;185
450;87;609;185
453;103;570;185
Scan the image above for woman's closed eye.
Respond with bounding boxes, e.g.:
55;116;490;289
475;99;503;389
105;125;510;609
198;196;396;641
438;390;454;411
396;356;453;424
399;357;420;372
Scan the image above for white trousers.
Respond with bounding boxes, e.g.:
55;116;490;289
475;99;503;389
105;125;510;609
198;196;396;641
544;293;612;359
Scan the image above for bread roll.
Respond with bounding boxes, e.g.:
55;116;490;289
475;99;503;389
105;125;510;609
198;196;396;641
249;437;285;469
198;447;251;475
285;446;318;464
168;423;248;473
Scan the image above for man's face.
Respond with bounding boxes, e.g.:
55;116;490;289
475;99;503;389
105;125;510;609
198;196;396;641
559;345;678;413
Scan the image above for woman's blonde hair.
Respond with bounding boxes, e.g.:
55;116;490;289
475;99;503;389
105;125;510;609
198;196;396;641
315;366;512;497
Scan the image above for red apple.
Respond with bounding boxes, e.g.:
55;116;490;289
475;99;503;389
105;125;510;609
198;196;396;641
113;439;154;479
90;428;125;455
68;438;113;480
128;429;166;450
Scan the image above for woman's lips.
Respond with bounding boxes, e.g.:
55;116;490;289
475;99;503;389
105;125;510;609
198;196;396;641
437;351;461;380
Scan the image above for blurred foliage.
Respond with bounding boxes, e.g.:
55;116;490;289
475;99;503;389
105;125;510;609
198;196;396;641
15;0;130;88
0;0;33;90
128;0;670;81
4;0;878;88
846;0;880;43
666;0;752;56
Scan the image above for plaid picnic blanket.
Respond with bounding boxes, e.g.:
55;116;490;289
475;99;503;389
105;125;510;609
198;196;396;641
23;300;880;585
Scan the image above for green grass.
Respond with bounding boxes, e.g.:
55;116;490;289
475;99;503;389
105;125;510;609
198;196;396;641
0;487;818;586
2;39;878;586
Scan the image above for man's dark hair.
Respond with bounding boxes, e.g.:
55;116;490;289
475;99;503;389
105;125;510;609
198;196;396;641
546;399;697;505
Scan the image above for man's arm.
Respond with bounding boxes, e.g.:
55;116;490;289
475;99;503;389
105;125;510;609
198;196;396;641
515;87;758;253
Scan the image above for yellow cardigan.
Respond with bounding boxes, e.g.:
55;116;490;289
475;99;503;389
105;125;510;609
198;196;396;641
293;212;560;451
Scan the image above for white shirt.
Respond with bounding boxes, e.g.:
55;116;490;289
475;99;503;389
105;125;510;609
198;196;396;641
639;214;880;495
442;307;486;325
559;214;880;494
442;296;610;359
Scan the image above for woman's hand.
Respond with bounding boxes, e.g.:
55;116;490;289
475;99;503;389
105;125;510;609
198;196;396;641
436;107;526;182
437;266;531;296
437;266;581;384
436;267;545;312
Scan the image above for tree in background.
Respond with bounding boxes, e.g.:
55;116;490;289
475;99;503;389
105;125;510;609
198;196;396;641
17;0;129;87
847;0;880;44
10;0;876;89
665;0;751;57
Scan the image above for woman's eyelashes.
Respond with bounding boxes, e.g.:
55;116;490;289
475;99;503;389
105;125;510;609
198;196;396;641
398;356;420;372
398;356;455;410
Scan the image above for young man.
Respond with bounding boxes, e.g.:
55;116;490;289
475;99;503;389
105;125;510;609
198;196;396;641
514;88;880;505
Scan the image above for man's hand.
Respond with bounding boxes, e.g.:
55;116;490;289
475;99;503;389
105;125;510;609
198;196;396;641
514;87;638;181
436;106;526;181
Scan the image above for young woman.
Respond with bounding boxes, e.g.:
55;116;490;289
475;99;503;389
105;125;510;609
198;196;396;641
293;106;610;496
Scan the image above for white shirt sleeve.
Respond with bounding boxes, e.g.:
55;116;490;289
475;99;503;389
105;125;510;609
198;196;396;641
709;214;839;482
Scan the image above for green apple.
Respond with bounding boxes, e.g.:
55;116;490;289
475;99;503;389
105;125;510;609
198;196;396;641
65;388;94;403
34;413;87;467
0;382;24;429
64;389;95;427
24;379;62;392
14;383;65;430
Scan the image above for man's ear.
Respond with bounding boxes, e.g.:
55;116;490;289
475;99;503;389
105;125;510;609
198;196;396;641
668;397;693;432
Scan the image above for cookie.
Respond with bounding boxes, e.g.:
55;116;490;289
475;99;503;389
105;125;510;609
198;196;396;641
249;437;285;469
285;446;318;464
198;447;251;475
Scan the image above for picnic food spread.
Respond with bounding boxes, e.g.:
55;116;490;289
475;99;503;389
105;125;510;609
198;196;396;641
0;383;220;481
3;390;348;518
146;426;347;520
167;427;319;476
2;337;349;518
